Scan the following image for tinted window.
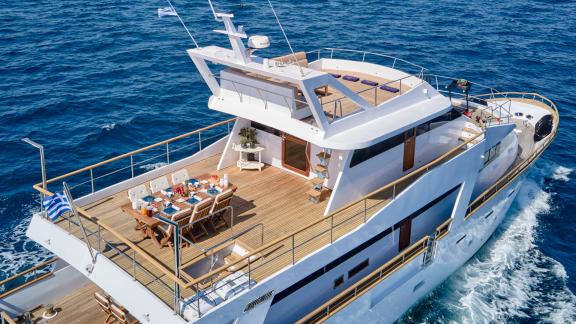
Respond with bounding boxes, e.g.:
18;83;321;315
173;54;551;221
350;109;462;167
251;121;281;136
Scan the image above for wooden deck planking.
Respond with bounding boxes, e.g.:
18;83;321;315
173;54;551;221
29;282;106;324
319;69;410;118
57;153;329;302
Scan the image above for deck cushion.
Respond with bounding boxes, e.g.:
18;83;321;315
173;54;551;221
330;73;341;78
361;80;379;86
380;84;400;93
342;75;360;82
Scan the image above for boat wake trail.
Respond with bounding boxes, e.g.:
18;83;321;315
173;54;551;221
0;203;53;292
402;163;576;323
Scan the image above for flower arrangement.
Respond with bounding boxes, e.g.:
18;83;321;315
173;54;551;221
238;127;258;148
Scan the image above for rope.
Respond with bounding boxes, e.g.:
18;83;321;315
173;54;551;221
266;0;304;76
165;0;199;47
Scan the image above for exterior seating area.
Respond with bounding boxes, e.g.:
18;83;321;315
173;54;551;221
123;171;238;248
56;153;330;306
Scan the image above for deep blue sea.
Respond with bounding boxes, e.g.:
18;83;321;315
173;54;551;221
1;0;575;322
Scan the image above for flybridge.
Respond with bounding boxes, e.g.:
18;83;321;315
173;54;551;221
185;12;451;150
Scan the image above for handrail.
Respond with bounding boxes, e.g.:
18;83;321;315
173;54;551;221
1;312;16;324
184;131;484;289
308;48;427;75
465;92;559;217
0;257;59;299
298;235;431;323
299;218;453;323
43;117;237;186
33;186;189;288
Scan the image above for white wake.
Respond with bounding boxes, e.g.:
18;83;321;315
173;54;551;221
401;162;575;323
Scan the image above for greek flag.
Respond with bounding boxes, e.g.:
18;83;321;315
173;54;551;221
43;192;72;221
158;7;178;17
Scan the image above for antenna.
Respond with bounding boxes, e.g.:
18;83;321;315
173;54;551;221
165;0;199;48
266;0;304;76
207;0;221;21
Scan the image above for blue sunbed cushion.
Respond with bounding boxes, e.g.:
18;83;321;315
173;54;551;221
330;73;341;78
380;84;399;93
142;195;155;203
361;80;378;86
342;75;360;82
207;188;219;196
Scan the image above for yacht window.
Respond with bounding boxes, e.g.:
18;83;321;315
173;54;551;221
333;275;344;289
348;259;369;279
251;121;281;136
350;109;462;168
483;142;501;165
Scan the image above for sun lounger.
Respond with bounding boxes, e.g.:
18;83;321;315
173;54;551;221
380;84;400;93
342;75;360;82
361;80;379;86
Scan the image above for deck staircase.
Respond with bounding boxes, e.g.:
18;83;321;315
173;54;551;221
307;149;332;203
458;123;482;146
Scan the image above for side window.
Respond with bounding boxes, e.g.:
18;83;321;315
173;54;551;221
348;259;370;279
333;275;344;289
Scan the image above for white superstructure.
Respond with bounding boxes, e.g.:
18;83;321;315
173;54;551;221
2;6;558;324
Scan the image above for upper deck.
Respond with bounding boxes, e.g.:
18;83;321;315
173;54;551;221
189;37;452;150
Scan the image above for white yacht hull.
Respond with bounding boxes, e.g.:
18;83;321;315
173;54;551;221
327;175;524;324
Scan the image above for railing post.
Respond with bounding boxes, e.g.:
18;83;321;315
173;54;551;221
97;224;101;252
227;121;231;135
363;199;367;223
130;155;134;178
330;216;334;243
330;48;334;59
248;258;252;288
90;169;95;193
166;143;170;164
198;132;202;151
291;235;295;265
392;58;397;68
393;184;396;199
132;250;136;280
362;52;366;62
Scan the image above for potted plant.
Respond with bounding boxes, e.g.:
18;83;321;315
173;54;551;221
238;127;258;148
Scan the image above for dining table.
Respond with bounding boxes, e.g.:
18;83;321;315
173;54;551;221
121;173;237;247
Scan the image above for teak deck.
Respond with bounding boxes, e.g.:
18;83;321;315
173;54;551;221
29;282;106;324
319;69;411;118
56;154;329;306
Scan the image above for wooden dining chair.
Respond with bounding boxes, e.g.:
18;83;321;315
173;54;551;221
210;189;234;231
171;168;189;186
149;176;170;194
157;211;191;248
94;292;113;324
187;198;213;242
110;303;138;324
127;184;150;203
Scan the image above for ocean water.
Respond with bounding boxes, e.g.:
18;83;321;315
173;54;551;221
1;0;575;322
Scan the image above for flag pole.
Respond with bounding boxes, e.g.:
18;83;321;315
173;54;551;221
63;182;97;265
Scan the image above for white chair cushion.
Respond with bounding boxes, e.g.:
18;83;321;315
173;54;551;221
150;176;170;193
128;184;150;202
171;169;189;185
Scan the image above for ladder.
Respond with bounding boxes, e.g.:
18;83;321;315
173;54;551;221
307;148;332;203
422;232;437;265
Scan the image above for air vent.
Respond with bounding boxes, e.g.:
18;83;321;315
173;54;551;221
244;290;274;313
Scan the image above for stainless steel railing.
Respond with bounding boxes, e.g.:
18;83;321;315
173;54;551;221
307;48;427;78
